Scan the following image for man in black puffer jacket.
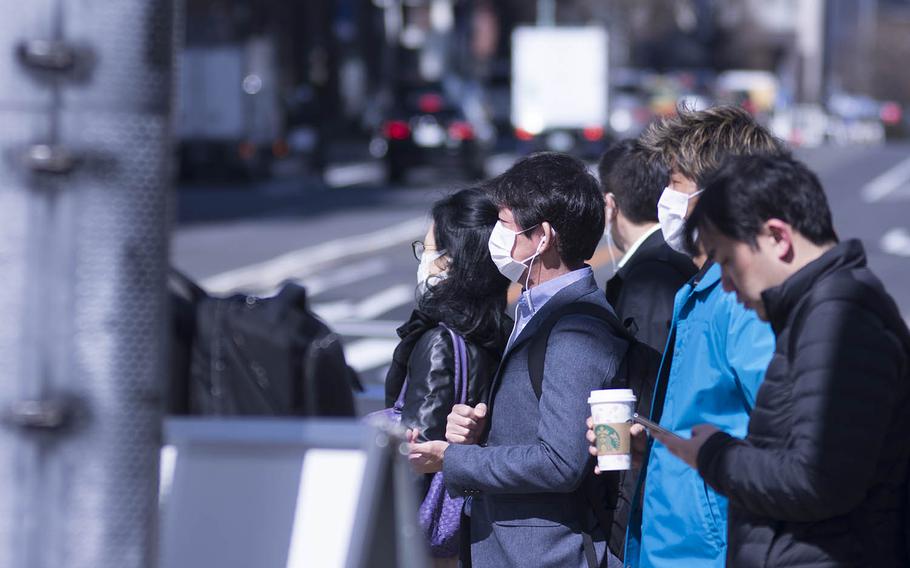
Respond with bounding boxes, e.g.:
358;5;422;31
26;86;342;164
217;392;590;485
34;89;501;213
652;154;910;567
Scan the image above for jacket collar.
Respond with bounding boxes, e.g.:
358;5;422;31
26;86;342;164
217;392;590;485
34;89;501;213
692;259;720;292
615;228;665;278
761;239;866;334
502;270;600;358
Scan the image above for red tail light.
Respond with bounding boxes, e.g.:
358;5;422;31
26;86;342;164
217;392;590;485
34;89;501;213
583;126;604;141
238;141;256;160
515;128;535;141
383;120;411;140
418;93;444;114
272;139;289;158
448;121;475;141
881;102;902;125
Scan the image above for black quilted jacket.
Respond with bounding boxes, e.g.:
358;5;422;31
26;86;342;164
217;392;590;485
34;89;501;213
696;239;910;567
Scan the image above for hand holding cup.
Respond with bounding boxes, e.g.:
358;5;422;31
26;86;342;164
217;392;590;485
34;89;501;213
587;389;637;472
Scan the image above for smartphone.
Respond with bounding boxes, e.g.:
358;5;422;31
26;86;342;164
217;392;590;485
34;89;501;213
632;413;682;440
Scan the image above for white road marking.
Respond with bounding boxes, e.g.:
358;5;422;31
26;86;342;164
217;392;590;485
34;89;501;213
315;286;415;372
352;284;415;320
342;338;401;372
310;300;355;322
200;217;426;294
299;257;388;297
881;228;910;258
330;319;402;339
311;283;415;323
324;161;385;188
862;155;910;202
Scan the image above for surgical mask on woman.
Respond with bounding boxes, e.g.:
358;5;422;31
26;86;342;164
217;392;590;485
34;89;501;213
657;186;703;254
487;221;542;283
417;249;447;295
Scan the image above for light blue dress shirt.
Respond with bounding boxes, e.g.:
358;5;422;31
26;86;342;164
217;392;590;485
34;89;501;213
506;265;594;351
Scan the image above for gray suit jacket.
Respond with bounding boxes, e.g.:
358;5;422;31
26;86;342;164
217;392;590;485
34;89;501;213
444;272;627;568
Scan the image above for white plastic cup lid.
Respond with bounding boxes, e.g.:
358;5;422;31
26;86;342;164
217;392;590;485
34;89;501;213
588;388;636;404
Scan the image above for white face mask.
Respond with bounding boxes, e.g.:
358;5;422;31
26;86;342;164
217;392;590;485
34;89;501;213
487;221;541;283
417;249;447;295
657;186;703;255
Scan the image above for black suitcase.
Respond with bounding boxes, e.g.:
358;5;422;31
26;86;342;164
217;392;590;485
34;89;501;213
168;270;360;417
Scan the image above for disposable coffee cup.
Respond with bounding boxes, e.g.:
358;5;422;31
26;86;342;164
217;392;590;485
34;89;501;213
588;389;637;471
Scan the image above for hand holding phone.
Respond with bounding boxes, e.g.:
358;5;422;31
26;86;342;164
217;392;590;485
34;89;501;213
632;413;683;440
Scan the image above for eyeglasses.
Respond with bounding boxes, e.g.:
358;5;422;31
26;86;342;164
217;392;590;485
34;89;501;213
411;241;440;260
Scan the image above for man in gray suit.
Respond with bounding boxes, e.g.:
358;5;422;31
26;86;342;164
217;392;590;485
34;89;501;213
408;153;628;568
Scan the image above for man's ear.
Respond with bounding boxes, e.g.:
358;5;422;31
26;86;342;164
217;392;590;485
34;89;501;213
540;221;557;253
765;218;794;263
604;193;617;221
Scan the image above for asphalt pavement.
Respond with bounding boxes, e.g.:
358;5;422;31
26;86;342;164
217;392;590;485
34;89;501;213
171;143;910;413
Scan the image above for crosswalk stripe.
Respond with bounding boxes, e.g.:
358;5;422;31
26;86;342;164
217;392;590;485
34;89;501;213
862;154;910;202
200;217;426;295
342;338;401;373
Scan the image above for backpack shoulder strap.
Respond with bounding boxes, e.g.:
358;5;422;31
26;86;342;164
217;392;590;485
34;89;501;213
527;302;632;400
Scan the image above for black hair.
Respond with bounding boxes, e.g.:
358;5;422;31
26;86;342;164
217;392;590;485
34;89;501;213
486;152;604;265
419;187;511;350
686;154;838;251
598;139;668;224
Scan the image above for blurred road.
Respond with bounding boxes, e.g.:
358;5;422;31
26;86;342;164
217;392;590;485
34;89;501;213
171;144;910;412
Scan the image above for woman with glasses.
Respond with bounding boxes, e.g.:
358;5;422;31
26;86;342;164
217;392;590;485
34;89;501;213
384;188;511;565
386;187;511;440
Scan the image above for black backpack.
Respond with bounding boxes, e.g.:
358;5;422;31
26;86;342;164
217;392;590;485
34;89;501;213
527;302;662;565
168;270;361;417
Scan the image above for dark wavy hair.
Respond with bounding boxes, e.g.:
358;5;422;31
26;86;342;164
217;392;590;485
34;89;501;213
419;188;511;351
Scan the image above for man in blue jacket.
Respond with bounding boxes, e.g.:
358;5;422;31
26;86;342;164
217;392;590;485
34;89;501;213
620;106;787;567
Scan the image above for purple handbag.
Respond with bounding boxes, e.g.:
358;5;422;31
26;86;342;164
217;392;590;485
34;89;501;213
367;325;467;558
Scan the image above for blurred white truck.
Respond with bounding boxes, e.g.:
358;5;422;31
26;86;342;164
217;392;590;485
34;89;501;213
511;26;609;157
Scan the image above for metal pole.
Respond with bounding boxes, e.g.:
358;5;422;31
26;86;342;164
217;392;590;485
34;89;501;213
797;0;826;104
857;0;878;93
0;0;177;566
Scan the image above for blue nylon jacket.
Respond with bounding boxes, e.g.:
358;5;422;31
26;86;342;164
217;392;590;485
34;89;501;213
625;262;775;568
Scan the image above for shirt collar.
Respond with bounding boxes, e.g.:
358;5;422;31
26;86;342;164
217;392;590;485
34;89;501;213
522;265;594;312
506;266;594;351
617;225;661;268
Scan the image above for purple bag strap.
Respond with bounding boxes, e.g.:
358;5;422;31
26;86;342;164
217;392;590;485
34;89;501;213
442;324;469;405
393;324;468;411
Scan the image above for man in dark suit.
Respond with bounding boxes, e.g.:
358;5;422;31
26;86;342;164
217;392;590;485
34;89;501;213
599;140;697;353
408;153;628;568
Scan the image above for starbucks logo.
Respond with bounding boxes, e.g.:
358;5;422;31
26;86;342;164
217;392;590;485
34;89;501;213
595;424;622;452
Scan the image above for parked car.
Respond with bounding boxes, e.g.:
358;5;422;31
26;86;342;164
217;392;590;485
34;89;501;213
826;91;902;144
370;85;493;183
